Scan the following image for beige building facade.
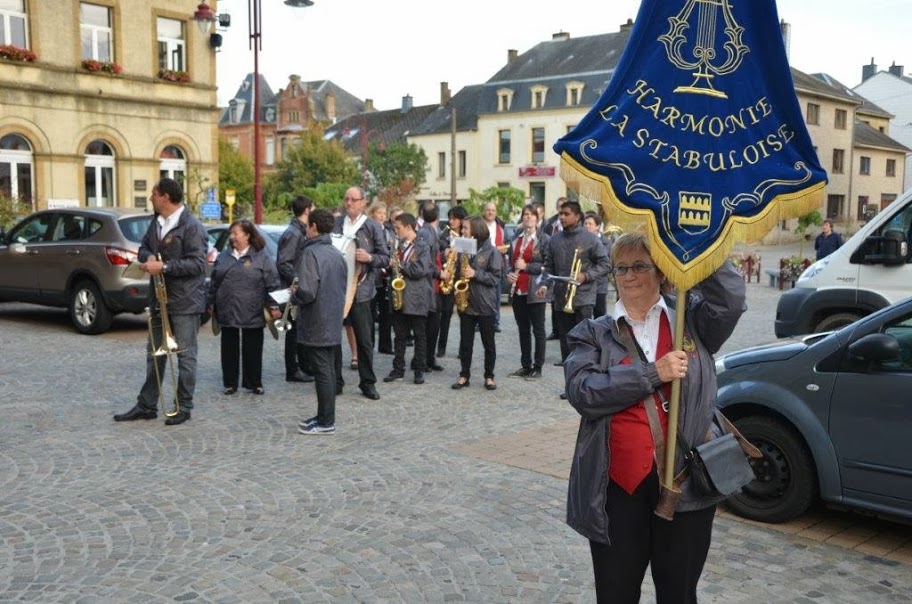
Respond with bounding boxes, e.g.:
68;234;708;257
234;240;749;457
0;0;218;212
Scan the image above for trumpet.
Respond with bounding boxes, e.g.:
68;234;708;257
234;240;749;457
148;254;180;417
274;278;298;332
562;246;583;314
389;237;405;311
454;254;471;312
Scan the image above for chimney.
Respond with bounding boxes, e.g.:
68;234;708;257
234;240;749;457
440;81;451;105
552;31;569;41
862;57;878;82
325;92;336;121
364;98;374;112
507;49;518;63
779;19;790;60
401;94;413;113
619;18;634;32
889;61;904;77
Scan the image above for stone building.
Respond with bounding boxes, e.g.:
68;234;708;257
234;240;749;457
0;0;218;211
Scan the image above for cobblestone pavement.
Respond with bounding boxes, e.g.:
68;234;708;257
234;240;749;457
1;259;911;603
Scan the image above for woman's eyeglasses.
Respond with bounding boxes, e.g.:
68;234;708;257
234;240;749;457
612;262;655;276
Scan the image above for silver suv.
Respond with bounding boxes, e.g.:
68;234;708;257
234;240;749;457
0;208;154;334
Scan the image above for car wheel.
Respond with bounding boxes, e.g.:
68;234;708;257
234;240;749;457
814;312;861;333
726;416;817;523
69;279;114;335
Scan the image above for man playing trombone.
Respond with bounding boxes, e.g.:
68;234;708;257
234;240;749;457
113;178;208;426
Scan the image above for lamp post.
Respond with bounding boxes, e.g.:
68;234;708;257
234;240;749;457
194;0;313;224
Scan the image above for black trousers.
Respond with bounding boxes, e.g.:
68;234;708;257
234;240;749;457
220;327;264;389
554;304;594;361
373;283;392;353
458;313;496;380
512;295;546;370
436;293;455;355
392;312;427;373
348;300;376;389
594;292;607;319
424;309;440;366
589;471;716;604
307;345;337;426
283;317;312;376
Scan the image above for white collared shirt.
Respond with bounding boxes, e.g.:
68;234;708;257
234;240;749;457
157;204;185;240
343;213;365;238
231;246;249;260
614;297;674;362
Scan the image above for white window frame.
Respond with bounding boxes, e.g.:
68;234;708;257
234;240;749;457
159;145;186;183
157;17;185;71
80;3;113;62
497;88;514;112
0;135;34;207
265;137;275;166
0;0;28;47
530;85;548;109
85;141;116;208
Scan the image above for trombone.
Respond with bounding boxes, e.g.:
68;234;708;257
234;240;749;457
148;254;181;417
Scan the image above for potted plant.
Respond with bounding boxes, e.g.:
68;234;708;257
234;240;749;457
0;44;37;62
81;59;123;75
157;68;191;83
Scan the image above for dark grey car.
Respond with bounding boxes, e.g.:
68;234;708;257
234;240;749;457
715;297;912;523
0;208;154;334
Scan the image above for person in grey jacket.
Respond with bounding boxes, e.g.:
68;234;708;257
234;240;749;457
563;232;746;603
450;216;503;391
384;213;434;385
295;209;348;435
208;220;282;396
537;200;611;371
113;177;207;426
276;195;314;384
506;204;551;380
334;187;389;401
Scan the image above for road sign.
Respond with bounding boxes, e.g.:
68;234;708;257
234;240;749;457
200;202;222;220
225;189;236;207
207;187;217;204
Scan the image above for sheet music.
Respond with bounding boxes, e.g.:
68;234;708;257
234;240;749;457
122;261;145;280
269;288;291;305
452;237;477;255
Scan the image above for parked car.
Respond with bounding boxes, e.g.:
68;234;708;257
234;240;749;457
0;208;154;334
715;298;912;524
208;223;285;259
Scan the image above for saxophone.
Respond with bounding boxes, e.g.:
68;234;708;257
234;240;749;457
454;254;471;312
389;238;406;311
439;247;458;295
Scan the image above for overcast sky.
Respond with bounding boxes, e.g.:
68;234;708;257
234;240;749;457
213;0;909;110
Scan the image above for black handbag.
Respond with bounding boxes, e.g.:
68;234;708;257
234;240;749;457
683;409;757;498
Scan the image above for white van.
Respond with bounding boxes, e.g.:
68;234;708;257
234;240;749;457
775;189;912;337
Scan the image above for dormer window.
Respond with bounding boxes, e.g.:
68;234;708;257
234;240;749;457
566;81;585;106
497;88;514;112
531;85;548;109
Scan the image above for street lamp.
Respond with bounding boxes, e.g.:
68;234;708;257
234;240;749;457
193;0;314;224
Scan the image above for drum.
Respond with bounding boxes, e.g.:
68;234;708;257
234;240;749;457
331;234;358;318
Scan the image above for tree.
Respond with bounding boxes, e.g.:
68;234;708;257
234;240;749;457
464;186;526;222
794;210;823;258
218;138;254;217
364;142;427;205
267;125;358;209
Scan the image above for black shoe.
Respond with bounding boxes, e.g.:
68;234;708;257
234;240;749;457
336;386;344;396
436;348;446;358
164;410;191;425
405;337;414;347
526;369;542;379
508;368;532;378
484;378;497;390
383;371;404;383
286;370;314;383
553;360;564;366
414;371;425;385
223;386;237;395
428;363;444;372
360;387;381;400
494;326;502;333
113;405;157;422
547;332;559;341
252;386;265;395
451;378;470;390
559;393;568;400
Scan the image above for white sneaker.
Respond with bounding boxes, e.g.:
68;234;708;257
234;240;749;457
298;416;318;429
299;423;335;435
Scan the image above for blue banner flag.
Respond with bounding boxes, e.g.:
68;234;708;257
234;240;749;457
554;0;827;289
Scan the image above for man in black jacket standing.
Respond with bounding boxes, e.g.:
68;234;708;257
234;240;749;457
113;177;207;426
276;195;314;383
334;187;389;400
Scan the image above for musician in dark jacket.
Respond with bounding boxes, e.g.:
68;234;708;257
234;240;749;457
435;205;467;359
208;220;282;396
113;177;207;426
584;211;613;318
507;205;550;380
418;202;444;372
384;213;434;385
450;216;503;391
334;187;389;401
295;209;348;435
563;232;746;602
537;200;611;370
276;195;313;383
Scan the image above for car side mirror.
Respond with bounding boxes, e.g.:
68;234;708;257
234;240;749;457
847;333;901;363
851;229;907;266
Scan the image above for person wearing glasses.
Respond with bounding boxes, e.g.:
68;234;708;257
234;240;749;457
536;200;610;387
562;232;746;602
333;187;389;401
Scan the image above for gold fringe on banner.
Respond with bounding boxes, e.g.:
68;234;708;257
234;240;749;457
559;152;825;291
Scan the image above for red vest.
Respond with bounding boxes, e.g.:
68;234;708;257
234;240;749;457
511;234;535;294
608;312;672;495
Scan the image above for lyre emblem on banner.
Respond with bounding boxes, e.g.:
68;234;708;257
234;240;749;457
658;0;750;99
677;192;712;235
